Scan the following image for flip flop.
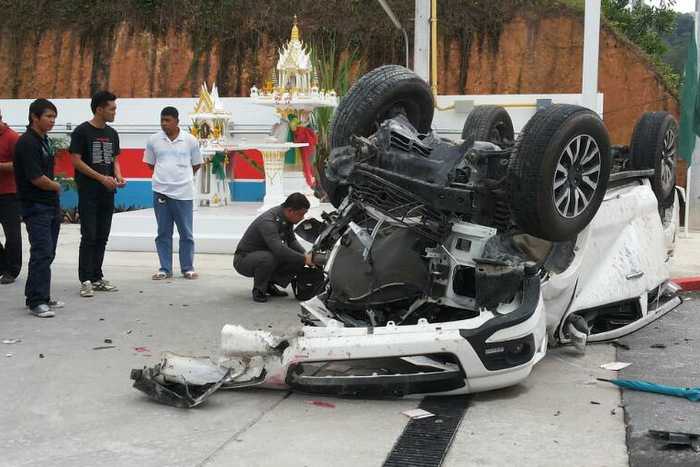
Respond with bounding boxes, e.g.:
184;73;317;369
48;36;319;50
152;271;172;280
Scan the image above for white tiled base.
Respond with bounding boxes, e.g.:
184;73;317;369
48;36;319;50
108;202;332;254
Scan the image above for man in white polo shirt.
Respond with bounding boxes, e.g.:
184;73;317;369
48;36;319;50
143;107;203;280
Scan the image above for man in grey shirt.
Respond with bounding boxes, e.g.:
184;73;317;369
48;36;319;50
234;193;315;302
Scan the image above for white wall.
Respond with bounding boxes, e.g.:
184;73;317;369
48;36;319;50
433;93;605;141
0;93;604;148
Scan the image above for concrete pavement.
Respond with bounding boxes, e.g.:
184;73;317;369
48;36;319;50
1;224;698;466
670;231;700;281
616;291;700;467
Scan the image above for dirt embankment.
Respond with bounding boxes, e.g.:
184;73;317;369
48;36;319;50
0;11;678;147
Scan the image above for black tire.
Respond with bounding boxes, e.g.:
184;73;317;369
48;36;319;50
322;65;434;207
329;64;434;149
629;111;677;208
461;105;514;148
508;104;611;241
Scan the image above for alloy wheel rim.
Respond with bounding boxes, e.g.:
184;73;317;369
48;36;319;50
660;128;676;195
552;134;601;219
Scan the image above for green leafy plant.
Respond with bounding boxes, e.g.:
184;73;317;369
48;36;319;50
61;207;79;224
47;136;69;152
55;174;77;193
310;40;363;198
48;135;77;192
602;0;680;91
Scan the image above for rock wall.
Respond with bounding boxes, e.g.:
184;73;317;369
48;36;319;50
0;10;678;145
439;12;678;145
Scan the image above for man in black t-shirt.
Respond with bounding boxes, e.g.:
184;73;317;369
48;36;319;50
13;99;63;318
69;91;125;298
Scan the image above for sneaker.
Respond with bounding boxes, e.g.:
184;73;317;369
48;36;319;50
29;304;55;318
0;274;16;284
93;279;118;292
80;281;94;298
252;288;268;303
48;300;65;309
266;283;289;297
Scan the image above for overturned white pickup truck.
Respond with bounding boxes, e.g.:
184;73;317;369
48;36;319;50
132;65;682;407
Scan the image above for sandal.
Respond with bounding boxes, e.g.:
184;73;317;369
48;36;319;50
183;271;199;280
152;271;172;280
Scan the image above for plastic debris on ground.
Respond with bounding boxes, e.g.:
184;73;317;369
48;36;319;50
402;408;435;419
600;361;632;371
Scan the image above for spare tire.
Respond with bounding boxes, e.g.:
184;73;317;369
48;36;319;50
508;104;611;241
461;105;514;148
329;65;434;149
629;111;677;209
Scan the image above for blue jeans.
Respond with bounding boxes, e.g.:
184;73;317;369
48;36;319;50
153;192;194;275
22;202;61;308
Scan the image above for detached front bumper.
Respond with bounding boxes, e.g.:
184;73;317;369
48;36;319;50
131;278;547;406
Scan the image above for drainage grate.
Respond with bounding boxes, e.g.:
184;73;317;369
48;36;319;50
383;396;470;467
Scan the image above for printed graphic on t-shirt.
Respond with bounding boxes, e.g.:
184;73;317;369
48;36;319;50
91;137;114;165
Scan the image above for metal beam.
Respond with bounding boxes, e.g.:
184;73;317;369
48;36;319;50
378;0;410;68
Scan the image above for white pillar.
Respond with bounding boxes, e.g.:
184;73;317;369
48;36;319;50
581;0;601;112
414;0;430;80
688;0;700;232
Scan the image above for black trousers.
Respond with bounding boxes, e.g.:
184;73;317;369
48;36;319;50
0;194;22;278
22;202;61;307
233;251;304;291
78;186;114;283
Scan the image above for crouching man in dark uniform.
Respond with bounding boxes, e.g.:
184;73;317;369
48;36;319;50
234;193;315;303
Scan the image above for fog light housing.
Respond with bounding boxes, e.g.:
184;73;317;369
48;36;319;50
479;334;535;370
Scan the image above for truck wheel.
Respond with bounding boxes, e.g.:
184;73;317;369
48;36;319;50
508;104;611;241
629;111;677;209
461;105;514;148
329;65;434;149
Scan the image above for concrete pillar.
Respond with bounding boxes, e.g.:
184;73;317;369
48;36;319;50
688;0;700;231
414;0;430;81
581;0;601;112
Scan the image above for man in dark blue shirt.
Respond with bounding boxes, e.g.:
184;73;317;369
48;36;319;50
13;99;63;318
